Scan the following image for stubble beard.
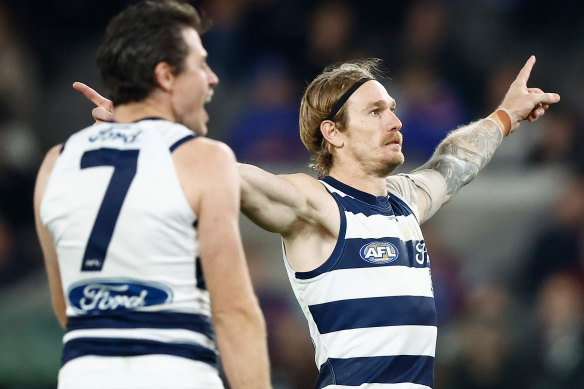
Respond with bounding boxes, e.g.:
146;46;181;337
376;152;405;177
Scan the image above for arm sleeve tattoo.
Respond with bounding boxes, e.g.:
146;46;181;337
414;119;503;204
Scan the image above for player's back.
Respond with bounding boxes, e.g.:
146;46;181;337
40;118;223;389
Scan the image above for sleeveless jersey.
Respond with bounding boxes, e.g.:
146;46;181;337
283;176;437;389
40;119;220;386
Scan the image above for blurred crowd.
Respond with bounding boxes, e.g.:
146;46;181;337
0;0;583;388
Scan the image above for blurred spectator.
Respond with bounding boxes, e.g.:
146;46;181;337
522;174;584;296
0;4;40;123
529;272;584;388
197;0;250;83
226;56;307;163
446;284;530;389
422;221;466;326
527;106;584;172
396;62;468;163
295;0;365;82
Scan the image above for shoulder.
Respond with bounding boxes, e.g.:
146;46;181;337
280;172;321;188
34;144;64;208
280;173;330;201
173;137;236;171
38;144;63;177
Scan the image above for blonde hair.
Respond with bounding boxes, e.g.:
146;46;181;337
299;58;382;177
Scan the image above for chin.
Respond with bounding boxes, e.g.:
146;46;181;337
187;121;208;136
381;154;405;176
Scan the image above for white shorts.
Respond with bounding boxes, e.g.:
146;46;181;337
58;355;224;389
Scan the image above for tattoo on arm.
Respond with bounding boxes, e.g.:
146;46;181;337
416;119;503;202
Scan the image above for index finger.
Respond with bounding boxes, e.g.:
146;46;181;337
72;82;112;109
516;55;536;84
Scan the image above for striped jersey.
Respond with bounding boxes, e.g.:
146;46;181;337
40;119;219;378
283;176;437;389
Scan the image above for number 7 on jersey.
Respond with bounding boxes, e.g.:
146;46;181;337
80;148;139;271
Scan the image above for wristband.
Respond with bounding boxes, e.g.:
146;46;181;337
488;109;512;137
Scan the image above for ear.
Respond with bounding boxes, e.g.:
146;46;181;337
320;120;344;148
154;62;175;92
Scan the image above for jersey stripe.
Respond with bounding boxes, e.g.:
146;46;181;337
317;355;434;388
66;311;214;339
321;326;437;358
296;267;433;305
344;213;420;240
62;338;217;367
309;296;437;333
63;328;216;351
322;384;431;389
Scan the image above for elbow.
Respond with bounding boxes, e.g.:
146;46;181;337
213;302;266;330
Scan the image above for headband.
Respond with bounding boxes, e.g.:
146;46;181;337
324;77;373;121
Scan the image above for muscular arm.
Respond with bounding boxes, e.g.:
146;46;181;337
402;56;560;219
239;164;328;237
175;140;271;388
415;118;503;203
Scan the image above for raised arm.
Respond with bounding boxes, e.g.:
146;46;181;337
407;56;560;218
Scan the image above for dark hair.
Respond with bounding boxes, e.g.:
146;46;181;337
96;0;207;106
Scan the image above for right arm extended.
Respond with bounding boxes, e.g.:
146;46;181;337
177;140;271;388
239;163;328;236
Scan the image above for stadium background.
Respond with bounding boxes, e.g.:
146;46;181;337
0;0;583;387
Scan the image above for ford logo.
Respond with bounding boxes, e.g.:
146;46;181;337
68;279;173;315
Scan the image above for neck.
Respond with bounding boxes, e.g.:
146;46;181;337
114;95;174;123
328;165;388;197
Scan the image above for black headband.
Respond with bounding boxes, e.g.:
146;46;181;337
324;77;373;121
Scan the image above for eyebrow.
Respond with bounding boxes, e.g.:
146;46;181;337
364;99;397;111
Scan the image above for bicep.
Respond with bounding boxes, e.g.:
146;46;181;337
239;164;310;234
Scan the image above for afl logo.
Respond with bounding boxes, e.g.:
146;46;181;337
360;241;399;264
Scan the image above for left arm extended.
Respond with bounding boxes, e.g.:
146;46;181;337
406;56;560;218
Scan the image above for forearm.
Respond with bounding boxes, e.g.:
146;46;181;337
415;118;503;203
213;306;271;388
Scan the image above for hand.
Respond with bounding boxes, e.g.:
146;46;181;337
72;82;114;124
499;56;560;133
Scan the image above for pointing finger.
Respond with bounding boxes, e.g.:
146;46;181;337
516;55;536;85
72;82;113;111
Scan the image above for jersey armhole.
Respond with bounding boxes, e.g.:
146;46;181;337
169;134;196;152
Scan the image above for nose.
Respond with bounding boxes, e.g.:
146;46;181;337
208;67;219;87
387;110;402;132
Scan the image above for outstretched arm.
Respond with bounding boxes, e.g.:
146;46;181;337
405;56;560;220
239;164;330;236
